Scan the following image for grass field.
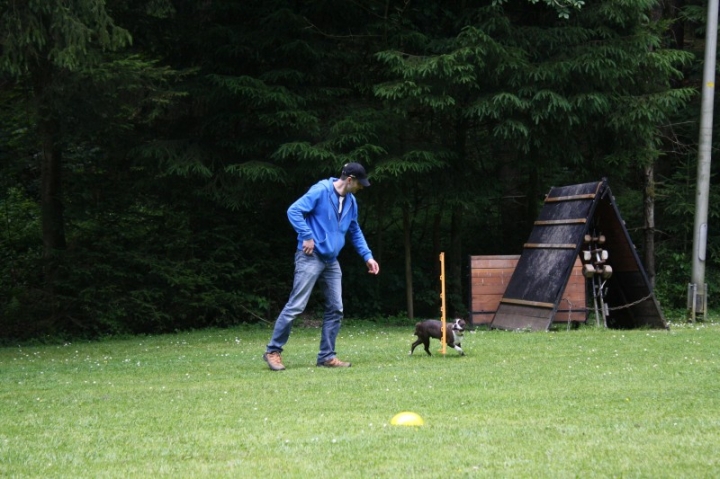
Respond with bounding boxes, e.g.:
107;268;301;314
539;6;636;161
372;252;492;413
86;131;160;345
2;317;720;478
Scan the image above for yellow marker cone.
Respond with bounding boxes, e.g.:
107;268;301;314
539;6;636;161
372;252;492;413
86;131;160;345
390;411;424;426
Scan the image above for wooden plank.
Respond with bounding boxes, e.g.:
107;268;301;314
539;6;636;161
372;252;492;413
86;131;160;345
472;297;505;308
544;193;597;203
470;258;519;269
496;304;551;320
562;284;586;294
500;298;555;309
470;312;495;325
472;275;517;283
523;243;576;249
492;304;553;330
471;296;505;313
534;218;587;226
470;268;516;278
471;283;511;295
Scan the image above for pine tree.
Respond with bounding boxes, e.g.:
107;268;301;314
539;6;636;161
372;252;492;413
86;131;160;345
0;0;132;256
371;0;694;314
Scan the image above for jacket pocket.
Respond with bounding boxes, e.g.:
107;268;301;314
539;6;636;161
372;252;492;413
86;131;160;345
315;232;344;259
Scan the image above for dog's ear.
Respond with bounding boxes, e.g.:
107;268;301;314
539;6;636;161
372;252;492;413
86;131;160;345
454;318;466;330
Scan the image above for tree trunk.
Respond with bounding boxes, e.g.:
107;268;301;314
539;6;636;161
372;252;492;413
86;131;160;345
449;205;463;317
642;1;663;289
33;60;66;324
527;144;540;230
372;191;385;308
669;0;685;50
39;116;66;257
403;207;414;320
643;164;656;288
432;209;442;294
32;56;67;259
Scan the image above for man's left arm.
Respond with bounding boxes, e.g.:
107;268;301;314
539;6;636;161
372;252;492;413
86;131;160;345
348;219;379;274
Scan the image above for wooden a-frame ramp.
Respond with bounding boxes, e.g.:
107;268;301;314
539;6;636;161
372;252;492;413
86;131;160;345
490;179;667;331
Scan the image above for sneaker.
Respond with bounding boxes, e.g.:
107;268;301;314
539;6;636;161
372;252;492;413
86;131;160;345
263;352;286;371
317;357;351;368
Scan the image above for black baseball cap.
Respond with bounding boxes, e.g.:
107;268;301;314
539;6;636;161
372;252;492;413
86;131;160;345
341;162;370;186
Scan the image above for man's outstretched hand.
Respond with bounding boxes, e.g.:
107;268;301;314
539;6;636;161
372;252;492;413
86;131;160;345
366;259;380;275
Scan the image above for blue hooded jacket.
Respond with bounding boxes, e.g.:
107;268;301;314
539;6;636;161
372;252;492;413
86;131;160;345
287;178;373;263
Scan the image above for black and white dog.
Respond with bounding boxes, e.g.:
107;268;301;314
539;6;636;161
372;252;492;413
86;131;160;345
410;318;466;356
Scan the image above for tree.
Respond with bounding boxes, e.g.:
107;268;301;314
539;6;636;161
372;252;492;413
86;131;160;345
0;0;131;257
371;0;693;314
0;0;704;339
0;1;186;336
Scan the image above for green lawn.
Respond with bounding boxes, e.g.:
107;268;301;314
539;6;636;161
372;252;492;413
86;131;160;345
1;318;719;478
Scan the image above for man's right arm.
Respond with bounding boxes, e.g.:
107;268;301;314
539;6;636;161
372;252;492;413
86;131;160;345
287;189;317;241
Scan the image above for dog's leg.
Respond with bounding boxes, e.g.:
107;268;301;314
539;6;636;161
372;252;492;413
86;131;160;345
410;338;422;355
449;330;465;356
423;338;432;356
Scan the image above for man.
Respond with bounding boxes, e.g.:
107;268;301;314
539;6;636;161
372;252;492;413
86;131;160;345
263;162;380;371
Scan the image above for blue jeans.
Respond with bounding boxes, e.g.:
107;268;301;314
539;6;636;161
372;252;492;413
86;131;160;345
266;251;343;364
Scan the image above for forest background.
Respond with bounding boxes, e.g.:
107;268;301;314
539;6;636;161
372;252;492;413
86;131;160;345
0;0;717;342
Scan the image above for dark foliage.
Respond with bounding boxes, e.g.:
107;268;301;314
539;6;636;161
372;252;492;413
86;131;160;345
0;0;716;340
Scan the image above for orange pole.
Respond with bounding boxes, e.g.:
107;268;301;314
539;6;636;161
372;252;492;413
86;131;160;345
440;252;446;355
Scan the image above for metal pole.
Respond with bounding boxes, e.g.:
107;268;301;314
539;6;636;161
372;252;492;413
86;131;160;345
593;277;601;327
690;0;718;315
